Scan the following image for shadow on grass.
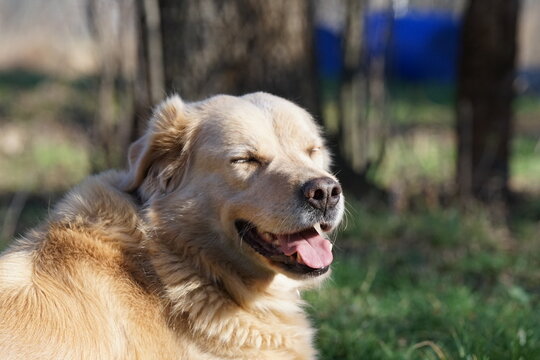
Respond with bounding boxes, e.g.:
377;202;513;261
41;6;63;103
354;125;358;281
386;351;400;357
0;69;51;91
0;191;62;250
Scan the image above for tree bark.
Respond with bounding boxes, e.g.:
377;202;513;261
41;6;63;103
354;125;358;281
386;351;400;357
333;0;388;202
133;0;165;139
157;0;318;115
456;0;519;202
87;0;137;169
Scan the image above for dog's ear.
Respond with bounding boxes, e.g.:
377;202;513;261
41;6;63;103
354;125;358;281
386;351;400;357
121;95;194;193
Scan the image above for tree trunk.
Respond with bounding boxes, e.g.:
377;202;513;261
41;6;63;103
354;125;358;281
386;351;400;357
333;0;388;202
132;0;165;139
87;0;137;169
340;0;365;172
456;0;519;202
157;0;318;115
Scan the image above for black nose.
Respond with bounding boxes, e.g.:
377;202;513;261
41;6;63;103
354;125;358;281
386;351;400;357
301;177;342;212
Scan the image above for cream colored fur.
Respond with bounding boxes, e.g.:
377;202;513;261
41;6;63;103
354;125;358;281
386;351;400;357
0;93;343;359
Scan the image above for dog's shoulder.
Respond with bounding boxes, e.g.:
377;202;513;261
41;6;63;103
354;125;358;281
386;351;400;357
0;171;177;359
3;171;141;271
0;169;156;293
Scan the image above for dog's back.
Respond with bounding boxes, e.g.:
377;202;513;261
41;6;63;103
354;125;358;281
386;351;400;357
0;173;186;359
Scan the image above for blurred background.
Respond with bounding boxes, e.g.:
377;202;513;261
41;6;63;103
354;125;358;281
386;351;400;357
1;0;539;358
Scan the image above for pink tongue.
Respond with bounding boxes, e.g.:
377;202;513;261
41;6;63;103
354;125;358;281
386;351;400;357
278;229;333;269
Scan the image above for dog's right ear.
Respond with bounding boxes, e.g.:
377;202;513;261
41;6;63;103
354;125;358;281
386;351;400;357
120;95;193;193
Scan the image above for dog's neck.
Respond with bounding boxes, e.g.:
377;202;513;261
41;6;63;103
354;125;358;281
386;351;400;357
130;181;317;356
145;219;302;308
144;225;313;357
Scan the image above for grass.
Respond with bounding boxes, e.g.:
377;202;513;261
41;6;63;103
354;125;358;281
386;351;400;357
374;129;454;191
0;135;90;192
511;136;540;192
305;202;540;359
307;261;540;359
374;128;540;196
389;82;455;127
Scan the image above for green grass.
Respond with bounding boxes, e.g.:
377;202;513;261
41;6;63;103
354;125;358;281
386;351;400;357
511;137;540;192
389;82;455;127
0;133;90;192
305;202;540;359
374;130;455;190
373;130;540;195
307;259;540;360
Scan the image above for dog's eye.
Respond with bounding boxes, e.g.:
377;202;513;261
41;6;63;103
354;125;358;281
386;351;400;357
231;157;261;165
309;147;321;156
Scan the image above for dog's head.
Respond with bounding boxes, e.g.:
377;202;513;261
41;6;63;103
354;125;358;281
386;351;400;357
122;93;344;282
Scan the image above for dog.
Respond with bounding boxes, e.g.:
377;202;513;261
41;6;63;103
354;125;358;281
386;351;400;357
0;92;344;359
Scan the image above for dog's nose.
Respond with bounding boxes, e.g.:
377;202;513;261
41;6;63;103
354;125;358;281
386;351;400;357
301;177;342;212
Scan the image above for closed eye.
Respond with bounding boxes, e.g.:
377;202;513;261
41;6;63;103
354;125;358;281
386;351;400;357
231;157;262;165
309;146;321;156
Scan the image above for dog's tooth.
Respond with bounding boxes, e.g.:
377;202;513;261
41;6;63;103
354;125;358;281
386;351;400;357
296;253;304;265
313;223;325;237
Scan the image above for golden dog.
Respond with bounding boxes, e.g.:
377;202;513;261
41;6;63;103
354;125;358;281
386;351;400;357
0;93;344;359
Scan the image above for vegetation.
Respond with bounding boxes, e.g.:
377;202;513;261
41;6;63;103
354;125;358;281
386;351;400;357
306;201;540;359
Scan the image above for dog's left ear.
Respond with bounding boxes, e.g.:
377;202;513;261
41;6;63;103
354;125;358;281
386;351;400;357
121;95;195;193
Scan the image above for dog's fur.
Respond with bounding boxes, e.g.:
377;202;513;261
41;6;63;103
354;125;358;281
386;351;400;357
0;93;344;359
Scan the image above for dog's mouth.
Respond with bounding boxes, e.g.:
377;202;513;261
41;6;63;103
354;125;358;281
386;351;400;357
235;220;333;276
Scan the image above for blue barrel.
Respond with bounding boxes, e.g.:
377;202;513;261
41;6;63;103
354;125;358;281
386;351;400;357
365;10;461;83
